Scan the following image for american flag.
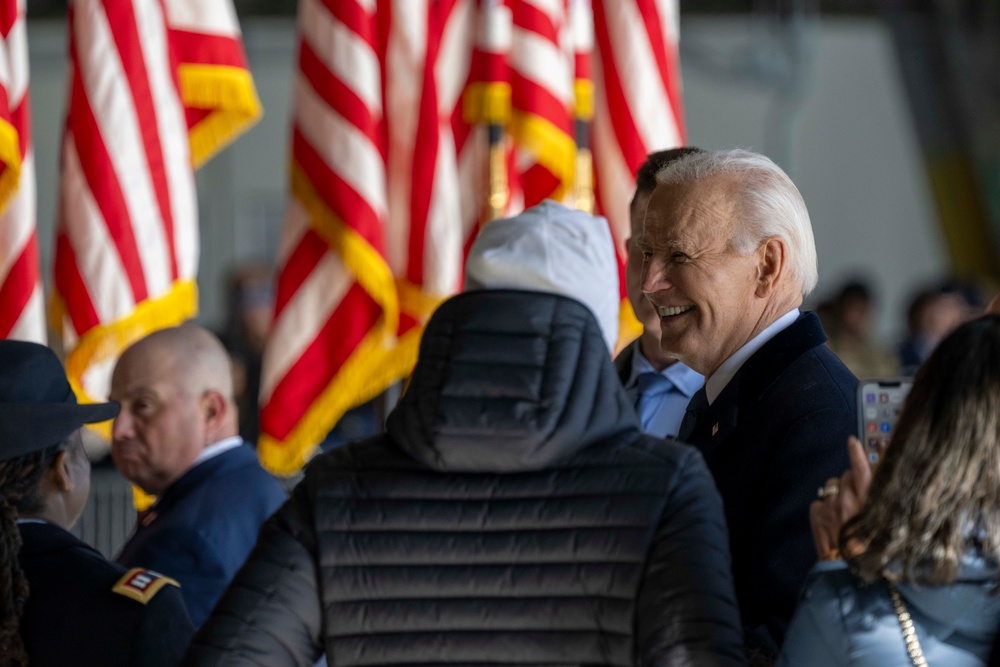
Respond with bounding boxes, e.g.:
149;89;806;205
260;0;684;474
0;0;42;343
52;0;261;410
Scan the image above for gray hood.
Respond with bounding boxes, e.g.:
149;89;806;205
386;290;641;473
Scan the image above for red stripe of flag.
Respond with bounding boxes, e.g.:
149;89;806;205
292;126;384;252
0;0;15;38
510;71;572;134
406;5;444;287
10;95;29;158
299;38;385;162
104;0;179;282
68;63;149;303
511;0;559;42
0;234;38;337
632;0;685;140
272;228;328;320
521;162;561;208
317;0;377;52
592;1;647;172
375;0;391;158
53;232;101;334
261;283;381;440
166;29;246;69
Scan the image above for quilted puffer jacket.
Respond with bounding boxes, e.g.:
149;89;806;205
185;291;745;667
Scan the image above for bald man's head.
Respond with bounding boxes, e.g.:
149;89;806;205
109;324;240;494
123;324;236;402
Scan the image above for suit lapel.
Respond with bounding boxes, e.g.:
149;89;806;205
699;380;740;458
697;313;827;458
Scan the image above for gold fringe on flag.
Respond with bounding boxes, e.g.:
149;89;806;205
463;82;512;125
0;117;22;213
179;64;263;168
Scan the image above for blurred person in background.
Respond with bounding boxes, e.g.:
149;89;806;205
617;147;705;437
111;324;286;628
818;279;899;379
897;282;976;375
0;340;192;666
219;262;273;445
780;314;1000;666
186;201;745;667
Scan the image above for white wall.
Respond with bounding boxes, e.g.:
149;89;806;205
26;16;948;341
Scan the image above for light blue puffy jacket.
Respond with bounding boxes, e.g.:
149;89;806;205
778;559;1000;666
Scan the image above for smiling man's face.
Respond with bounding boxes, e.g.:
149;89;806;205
639;175;767;376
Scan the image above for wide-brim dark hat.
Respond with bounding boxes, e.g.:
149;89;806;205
0;340;119;460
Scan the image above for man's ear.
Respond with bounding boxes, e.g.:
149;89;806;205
201;390;229;429
755;237;786;298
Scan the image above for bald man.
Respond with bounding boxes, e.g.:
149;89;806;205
110;324;286;627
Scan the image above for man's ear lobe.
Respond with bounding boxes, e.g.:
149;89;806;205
755;237;786;297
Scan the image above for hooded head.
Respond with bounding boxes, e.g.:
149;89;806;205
463;200;620;351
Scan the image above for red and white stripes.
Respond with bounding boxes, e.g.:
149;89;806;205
260;0;390;473
54;0;200;403
51;0;259;409
0;0;41;342
592;0;685;250
261;0;685;473
260;0;485;473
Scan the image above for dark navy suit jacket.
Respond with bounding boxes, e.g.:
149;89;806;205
20;522;193;666
116;442;287;627
680;312;857;657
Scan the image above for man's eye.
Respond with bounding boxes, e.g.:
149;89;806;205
671;252;688;262
641;250;653;261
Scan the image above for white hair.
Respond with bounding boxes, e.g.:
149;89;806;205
654;148;819;296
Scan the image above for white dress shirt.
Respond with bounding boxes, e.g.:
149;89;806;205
705;308;800;404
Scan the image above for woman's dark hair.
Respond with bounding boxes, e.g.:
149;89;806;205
0;439;69;667
842;315;1000;585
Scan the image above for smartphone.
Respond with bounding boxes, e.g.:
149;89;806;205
857;378;913;467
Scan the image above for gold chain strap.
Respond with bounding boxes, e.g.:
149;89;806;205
886;580;929;667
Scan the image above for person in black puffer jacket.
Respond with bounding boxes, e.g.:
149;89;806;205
185;201;745;667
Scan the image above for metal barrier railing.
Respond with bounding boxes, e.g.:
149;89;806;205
73;465;137;559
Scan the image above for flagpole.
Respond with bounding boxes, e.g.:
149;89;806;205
571;0;594;214
467;0;511;224
488;125;509;222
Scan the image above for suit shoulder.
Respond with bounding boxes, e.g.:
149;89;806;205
768;344;858;412
27;542;129;592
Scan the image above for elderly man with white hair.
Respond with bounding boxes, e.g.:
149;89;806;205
185;200;746;667
638;149;858;659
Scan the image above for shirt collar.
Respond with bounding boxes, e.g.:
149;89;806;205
705;308;800;404
628;342;704;399
193;435;244;467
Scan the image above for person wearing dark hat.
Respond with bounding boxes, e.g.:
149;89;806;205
0;340;193;667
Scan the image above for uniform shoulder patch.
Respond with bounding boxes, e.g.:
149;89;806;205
112;568;179;605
